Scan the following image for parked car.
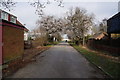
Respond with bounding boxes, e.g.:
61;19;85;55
24;40;32;49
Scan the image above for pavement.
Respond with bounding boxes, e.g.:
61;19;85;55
9;42;106;78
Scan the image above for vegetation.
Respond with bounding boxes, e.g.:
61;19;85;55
64;7;95;46
70;43;120;78
1;1;120;78
32;15;63;46
0;0;63;16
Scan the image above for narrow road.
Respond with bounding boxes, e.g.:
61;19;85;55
10;42;106;78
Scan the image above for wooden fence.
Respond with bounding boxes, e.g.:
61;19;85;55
87;39;120;56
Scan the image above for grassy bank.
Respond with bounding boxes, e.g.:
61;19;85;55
70;43;120;78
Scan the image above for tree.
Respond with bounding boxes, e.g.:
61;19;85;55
36;15;63;42
0;0;63;16
91;24;99;35
0;0;16;11
66;7;94;45
99;18;107;33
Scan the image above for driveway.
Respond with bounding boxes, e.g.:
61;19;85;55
9;42;106;78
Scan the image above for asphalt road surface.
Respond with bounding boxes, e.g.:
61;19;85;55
9;42;106;78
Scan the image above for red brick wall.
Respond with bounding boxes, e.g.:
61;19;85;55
0;25;2;65
3;26;24;63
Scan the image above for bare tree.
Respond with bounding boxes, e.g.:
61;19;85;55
34;7;94;45
36;15;63;42
0;0;63;16
99;18;108;33
29;0;64;16
0;0;16;11
66;7;94;45
91;24;99;35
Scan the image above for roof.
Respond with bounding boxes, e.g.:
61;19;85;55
0;9;17;18
108;12;120;20
1;19;25;30
16;20;29;31
90;32;108;40
107;12;120;33
24;27;29;32
16;20;24;26
0;9;28;30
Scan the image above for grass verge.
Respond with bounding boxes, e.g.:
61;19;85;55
70;43;120;78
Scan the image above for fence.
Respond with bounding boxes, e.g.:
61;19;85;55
87;39;120;56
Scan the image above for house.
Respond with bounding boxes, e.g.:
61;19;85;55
24;28;33;49
107;12;120;33
24;27;29;41
107;12;120;38
0;9;26;66
90;32;108;40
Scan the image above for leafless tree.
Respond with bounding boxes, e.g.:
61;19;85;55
0;0;63;16
36;15;63;42
91;24;99;35
29;0;64;16
99;18;108;33
66;7;94;45
0;0;16;11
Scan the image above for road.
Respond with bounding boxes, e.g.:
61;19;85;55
9;42;106;78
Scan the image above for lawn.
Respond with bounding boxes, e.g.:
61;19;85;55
70;43;120;78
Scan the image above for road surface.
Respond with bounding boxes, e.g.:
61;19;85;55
9;42;106;78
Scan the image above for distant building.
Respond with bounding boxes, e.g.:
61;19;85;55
0;9;26;65
28;32;42;40
90;32;108;40
24;28;29;41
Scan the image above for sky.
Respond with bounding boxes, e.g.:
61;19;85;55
0;0;119;31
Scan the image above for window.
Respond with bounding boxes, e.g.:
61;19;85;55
1;11;8;21
10;16;16;23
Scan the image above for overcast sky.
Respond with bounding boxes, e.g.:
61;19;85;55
1;0;119;31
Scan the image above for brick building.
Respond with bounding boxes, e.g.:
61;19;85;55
0;9;26;65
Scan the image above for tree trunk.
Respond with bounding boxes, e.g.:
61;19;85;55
82;32;85;46
83;36;85;46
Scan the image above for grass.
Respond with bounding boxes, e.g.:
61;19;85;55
70;43;120;78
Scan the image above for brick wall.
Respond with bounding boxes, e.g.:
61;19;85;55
0;25;2;65
3;26;24;63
